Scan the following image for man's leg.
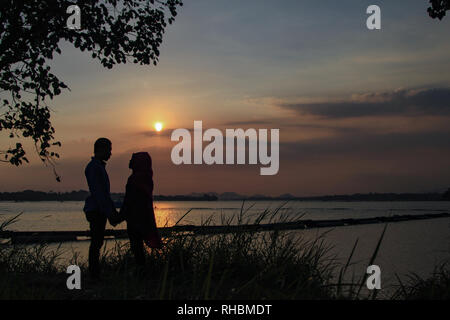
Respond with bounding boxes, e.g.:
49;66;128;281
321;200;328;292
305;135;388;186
88;212;107;279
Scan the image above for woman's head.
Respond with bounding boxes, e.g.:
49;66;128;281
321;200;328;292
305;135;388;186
129;152;152;172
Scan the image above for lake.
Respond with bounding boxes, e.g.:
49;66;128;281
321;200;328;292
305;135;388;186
1;200;449;297
1;200;449;231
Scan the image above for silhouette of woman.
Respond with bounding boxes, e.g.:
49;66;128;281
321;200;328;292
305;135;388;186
120;152;162;266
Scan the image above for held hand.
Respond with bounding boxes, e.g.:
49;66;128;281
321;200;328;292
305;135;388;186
108;216;118;227
108;212;124;227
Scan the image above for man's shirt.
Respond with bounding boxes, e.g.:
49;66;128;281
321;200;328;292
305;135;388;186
83;157;114;218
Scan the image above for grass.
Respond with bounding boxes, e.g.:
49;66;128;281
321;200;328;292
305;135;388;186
391;262;450;300
0;203;448;300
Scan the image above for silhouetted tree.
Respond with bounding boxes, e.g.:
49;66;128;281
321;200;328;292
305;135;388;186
0;0;183;180
428;0;450;19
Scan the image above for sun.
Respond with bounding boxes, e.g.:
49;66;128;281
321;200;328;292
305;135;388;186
154;122;163;132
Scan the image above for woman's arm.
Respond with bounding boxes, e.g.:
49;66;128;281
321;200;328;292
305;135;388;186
119;180;134;220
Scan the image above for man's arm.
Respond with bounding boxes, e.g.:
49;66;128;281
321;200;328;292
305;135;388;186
86;164;115;218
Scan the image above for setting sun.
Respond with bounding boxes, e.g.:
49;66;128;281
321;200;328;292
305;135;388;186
155;122;163;132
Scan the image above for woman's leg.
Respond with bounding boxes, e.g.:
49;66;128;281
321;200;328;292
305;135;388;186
128;228;145;266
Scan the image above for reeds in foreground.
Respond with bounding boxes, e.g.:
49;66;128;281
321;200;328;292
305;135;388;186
0;203;448;300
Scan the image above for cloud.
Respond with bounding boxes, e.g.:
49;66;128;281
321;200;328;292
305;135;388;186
138;129;177;138
222;120;274;126
139;127;201;138
278;87;450;118
279;129;450;159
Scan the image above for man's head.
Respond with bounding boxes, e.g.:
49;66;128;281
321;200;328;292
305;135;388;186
94;138;112;161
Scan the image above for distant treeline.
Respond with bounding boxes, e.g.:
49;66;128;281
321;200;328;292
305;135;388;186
0;190;91;202
0;189;449;202
248;190;450;201
154;194;218;201
0;190;218;202
284;193;449;201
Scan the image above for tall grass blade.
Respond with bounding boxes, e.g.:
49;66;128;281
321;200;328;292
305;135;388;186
337;238;359;297
356;223;388;298
174;209;193;226
203;251;215;299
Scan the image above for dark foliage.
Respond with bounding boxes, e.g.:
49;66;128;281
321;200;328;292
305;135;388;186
428;0;450;19
0;0;183;179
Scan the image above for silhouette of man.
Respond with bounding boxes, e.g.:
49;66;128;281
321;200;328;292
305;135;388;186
83;138;120;279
